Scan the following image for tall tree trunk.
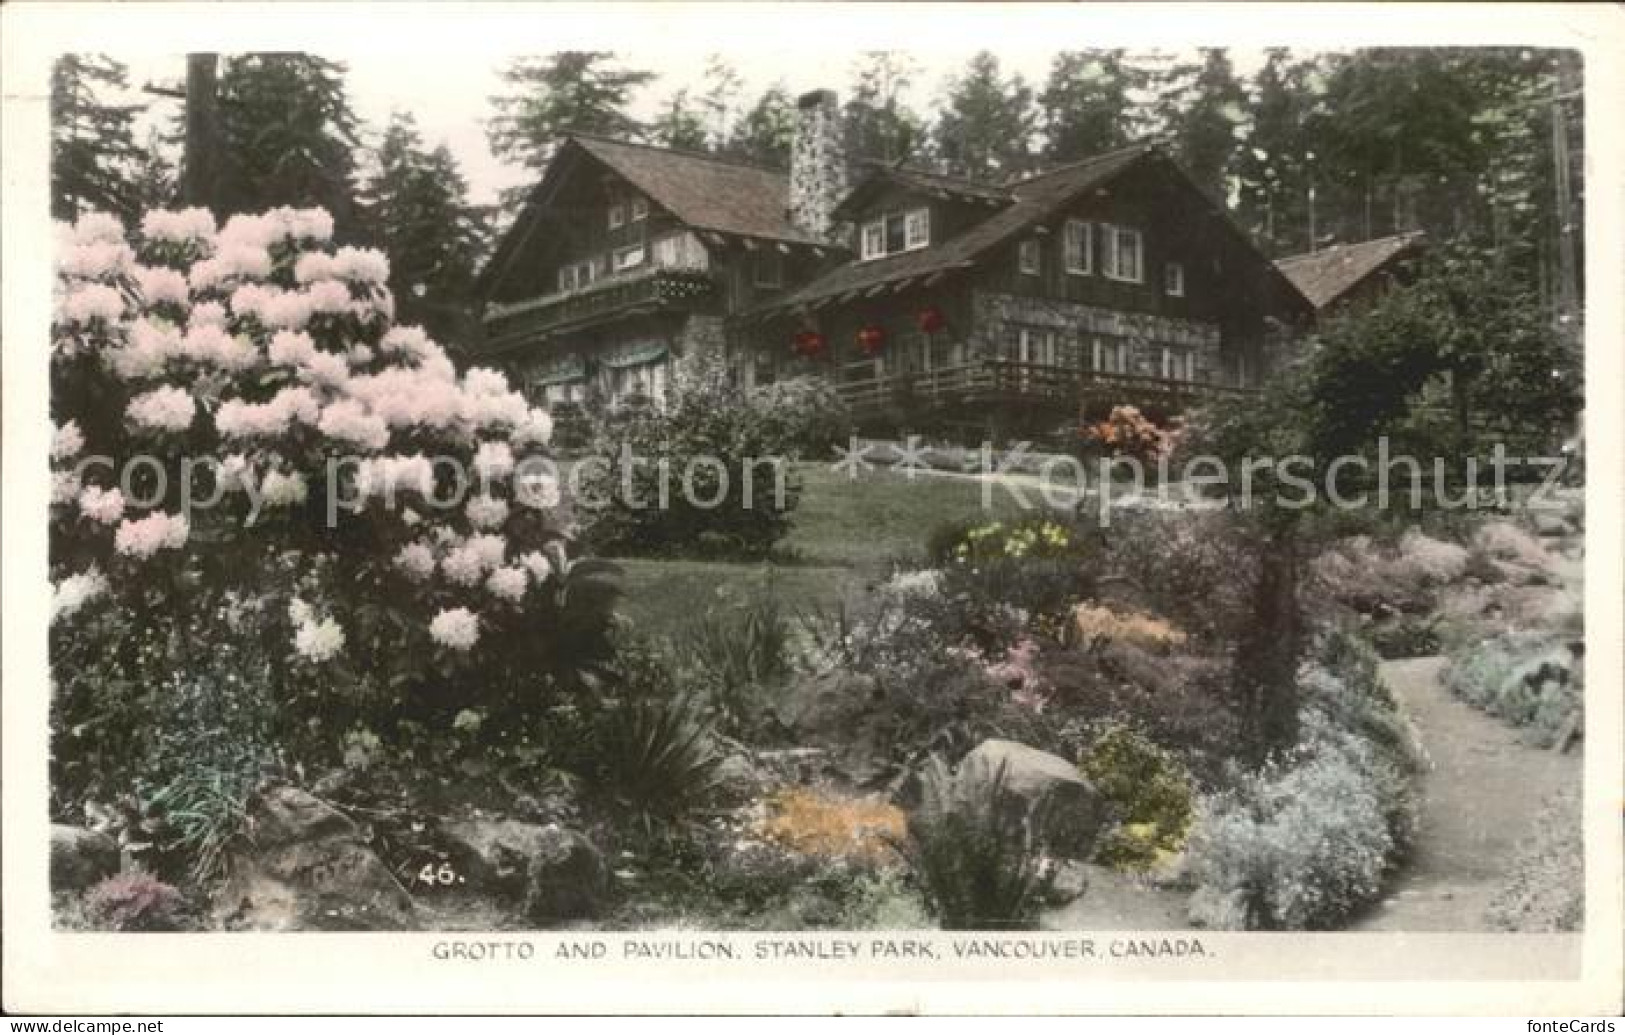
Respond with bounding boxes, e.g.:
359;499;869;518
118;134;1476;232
1234;521;1302;765
184;53;221;214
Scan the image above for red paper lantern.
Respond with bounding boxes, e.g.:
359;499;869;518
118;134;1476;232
792;330;826;358
917;306;946;333
857;325;886;356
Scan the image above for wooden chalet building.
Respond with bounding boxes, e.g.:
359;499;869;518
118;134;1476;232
476;90;1314;439
1275;231;1427;318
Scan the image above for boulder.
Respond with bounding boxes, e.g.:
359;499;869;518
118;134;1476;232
213;785;416;931
50;824;120;893
776;671;878;738
440;818;608;924
954;739;1105;860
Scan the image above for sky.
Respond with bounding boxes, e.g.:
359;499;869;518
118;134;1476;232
121;49;1270;208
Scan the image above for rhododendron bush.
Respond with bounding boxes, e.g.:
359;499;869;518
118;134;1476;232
49;208;620;765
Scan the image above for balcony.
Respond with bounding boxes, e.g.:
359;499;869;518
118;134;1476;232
484;267;715;353
834;359;1254;419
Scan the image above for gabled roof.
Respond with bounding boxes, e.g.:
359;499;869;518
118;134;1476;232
833;163;1013;218
569;135;825;246
477;134;828;297
1275;232;1427;311
750;144;1191;316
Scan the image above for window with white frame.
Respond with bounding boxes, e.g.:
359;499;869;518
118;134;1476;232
1018;238;1041;276
607;202;627;229
859;208;931;261
1103;225;1144;283
1064;219;1093;275
1164;261;1185;297
612;245;646;272
860;220;886;260
904;208;931;250
629;196;650;222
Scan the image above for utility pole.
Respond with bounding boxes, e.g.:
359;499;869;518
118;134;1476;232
1550;58;1580;341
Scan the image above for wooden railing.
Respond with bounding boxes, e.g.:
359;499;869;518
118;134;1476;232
834;360;1255;413
484;268;714;352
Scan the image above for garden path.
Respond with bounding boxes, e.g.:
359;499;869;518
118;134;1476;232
1349;655;1581;931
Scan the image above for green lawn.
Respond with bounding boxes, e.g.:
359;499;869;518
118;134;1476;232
609;462;1031;634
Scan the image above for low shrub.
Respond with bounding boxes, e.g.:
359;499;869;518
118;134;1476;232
1184;632;1421;930
579;352;804;559
1396;528;1470;585
902;756;1057;930
83;871;188;931
1101;509;1256;644
1474;520;1551;570
1443;632;1582;747
749;376;854;460
1366;614;1444;659
1079;723;1195;871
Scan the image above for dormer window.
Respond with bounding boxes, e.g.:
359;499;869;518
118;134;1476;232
1103;225;1143;283
630;196;650;222
904;208;931;250
860;207;931;261
608;202;627;229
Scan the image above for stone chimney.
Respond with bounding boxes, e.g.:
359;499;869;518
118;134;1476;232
789;89;847;243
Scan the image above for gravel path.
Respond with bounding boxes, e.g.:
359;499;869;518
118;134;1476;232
1350;656;1582;931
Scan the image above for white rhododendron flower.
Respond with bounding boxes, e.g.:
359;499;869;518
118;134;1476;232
305;279;352;315
293;252;336;284
52;568;109;624
317;399;390;451
58;284;126;326
78;485;126;525
52;420;85;460
114;511;189;559
133;265;190;306
332;246;390;284
512;409;555;448
354;453;436;498
52;471;82;506
472;441;515;480
141;206;217;245
394;542;436;581
520;551;554;585
379;326;432;358
293;616;346;663
429;607;480;651
299;350;350;388
217;454;252;492
71;212;125;246
259;470;309;507
466;494;510;529
126;385;196;432
486;565;528;602
190;300;228;328
60;242;135;280
268;329;318;367
288;597;315;627
467;534;507;568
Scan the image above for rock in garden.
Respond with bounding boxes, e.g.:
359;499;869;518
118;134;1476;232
776;671;879;738
213;785;417;931
50;824;120;893
955;739;1105;860
440;818;608;924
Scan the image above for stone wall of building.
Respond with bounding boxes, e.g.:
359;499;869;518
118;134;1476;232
970;290;1226;384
